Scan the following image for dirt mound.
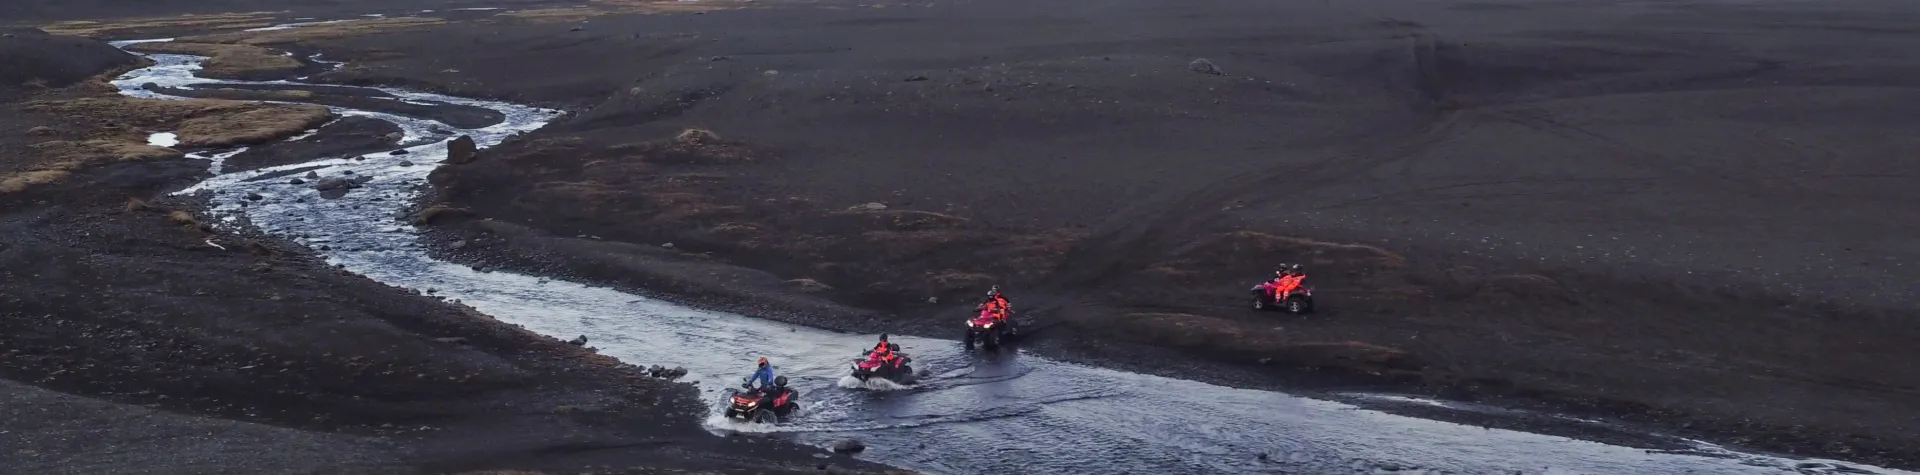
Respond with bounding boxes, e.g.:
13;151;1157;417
0;28;141;99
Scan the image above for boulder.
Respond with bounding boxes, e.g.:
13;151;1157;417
443;135;478;164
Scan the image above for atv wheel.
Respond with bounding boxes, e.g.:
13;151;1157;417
724;408;739;419
752;408;780;424
899;365;914;379
962;331;976;349
1285;297;1308;313
984;329;1001;349
1252;296;1269;311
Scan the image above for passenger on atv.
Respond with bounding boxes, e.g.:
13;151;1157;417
1251;264;1314;313
852;341;914;383
977;285;1013;324
963;286;1021;349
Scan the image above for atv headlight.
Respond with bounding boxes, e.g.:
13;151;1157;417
982;322;993;328
966;320;977;326
746;401;758;408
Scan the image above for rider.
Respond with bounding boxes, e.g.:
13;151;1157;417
869;334;892;359
1271;264;1306;297
978;286;1012;323
744;357;775;391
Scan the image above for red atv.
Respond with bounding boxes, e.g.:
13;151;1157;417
963;308;1019;349
723;385;800;423
851;347;916;384
1251;275;1315;314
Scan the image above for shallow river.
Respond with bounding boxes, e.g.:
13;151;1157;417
112;32;1912;475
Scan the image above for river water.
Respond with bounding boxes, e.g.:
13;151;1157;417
113;33;1913;475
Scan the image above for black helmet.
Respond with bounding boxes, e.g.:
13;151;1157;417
774;375;789;387
879;333;889;342
888;343;900;351
987;285;1000;296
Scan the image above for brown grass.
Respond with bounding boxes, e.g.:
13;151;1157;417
174;104;332;147
40;12;280;38
415;205;475;225
166;210;198;226
786;278;834;292
187;17;446;45
675;128;720;145
26;98;330;147
0;171;72;194
123;42;304;79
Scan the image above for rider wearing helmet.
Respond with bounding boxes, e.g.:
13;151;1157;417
869;334;893;359
978;286;1012;322
744;357;775;390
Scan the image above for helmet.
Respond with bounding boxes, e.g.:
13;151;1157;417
774;375;789;387
1289;263;1304;273
757;357;769;366
888;343;900;351
987;285;1000;296
879;333;889;342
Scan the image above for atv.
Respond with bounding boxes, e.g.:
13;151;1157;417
963;309;1019;349
1251;278;1315;314
851;350;916;385
722;384;800;424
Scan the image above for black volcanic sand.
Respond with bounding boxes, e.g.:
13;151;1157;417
249;0;1920;468
0;36;893;475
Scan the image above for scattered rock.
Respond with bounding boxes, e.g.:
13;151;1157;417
568;335;588;346
661;242;675;249
382;132;403;141
245;192;264;201
314;177;352;191
389;149;409;155
570;26;583;32
448;240;468;250
1188;58;1223;75
304;171;320;179
342;170;355;175
762;70;780;78
832;439;866;454
141;82;159;90
927;297;938;304
288;178;305;185
444;135;478;164
708;55;731;62
398;160;414;167
904;75;929;82
858;202;888;211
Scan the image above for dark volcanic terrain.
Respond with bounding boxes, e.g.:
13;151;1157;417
0;11;894;475
7;0;1920;472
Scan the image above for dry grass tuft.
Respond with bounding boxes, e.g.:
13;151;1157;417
675;128;720;145
124;197;151;213
31;139;185;167
415;204;475;225
786;278;834;292
123;42;304;79
166;210;199;226
40;12;280;38
0;170;72;193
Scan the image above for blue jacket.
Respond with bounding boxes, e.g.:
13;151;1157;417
746;365;774;389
